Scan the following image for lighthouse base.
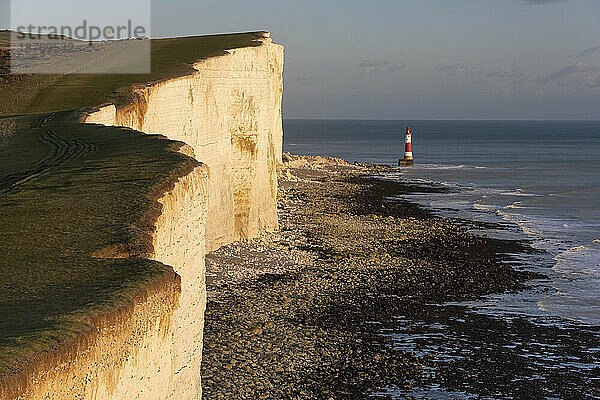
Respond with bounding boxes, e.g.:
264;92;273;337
398;159;414;166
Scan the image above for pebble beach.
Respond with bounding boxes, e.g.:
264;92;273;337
199;155;600;399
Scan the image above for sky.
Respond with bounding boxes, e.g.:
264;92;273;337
2;0;600;119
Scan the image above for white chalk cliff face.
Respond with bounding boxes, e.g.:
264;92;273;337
76;35;284;399
86;34;284;250
152;164;210;399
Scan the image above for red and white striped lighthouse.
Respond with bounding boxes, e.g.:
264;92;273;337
398;126;415;166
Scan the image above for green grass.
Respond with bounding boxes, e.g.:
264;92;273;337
0;31;266;116
0;110;201;378
0;32;266;380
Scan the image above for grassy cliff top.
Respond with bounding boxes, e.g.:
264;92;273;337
0;31;265;387
0;110;199;388
0;31;267;116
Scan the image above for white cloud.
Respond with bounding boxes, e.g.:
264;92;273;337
524;0;567;5
492;88;513;96
572;45;600;58
543;63;600;87
387;63;407;72
435;64;535;84
359;59;406;74
296;76;313;87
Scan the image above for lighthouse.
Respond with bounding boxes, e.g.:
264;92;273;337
398;126;414;166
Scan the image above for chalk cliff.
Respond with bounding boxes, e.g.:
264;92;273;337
86;33;284;250
83;34;284;399
86;33;283;397
0;33;283;399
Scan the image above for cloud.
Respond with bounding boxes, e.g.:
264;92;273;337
543;63;600;87
492;88;513;96
296;76;313;87
388;63;407;72
436;62;600;89
435;64;480;77
359;59;406;74
572;45;600;58
435;64;534;84
524;0;567;5
359;60;389;74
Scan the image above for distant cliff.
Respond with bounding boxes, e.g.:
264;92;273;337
0;32;283;399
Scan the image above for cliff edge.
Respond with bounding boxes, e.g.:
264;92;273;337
86;32;284;249
0;32;283;399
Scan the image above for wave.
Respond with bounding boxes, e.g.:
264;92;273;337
473;202;496;212
486;206;600;325
538;240;600;325
553;240;600;277
495;208;543;238
495;201;600;324
385;167;600;325
500;189;542;197
504;201;523;209
415;163;488;170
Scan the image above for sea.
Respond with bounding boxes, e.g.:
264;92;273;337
283;119;600;398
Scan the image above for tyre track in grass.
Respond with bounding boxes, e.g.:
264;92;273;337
0;113;95;191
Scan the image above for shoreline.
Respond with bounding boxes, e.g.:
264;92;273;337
200;155;600;398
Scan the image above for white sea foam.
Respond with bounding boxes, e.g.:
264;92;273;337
500;190;541;197
538;240;600;325
385;163;600;325
473;202;496;212
553;241;600;277
496;208;540;237
504;201;524;209
442;184;599;325
496;200;600;324
415;163;488;170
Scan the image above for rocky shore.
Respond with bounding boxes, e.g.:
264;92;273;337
202;155;599;399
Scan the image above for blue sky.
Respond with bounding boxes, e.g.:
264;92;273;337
3;0;600;119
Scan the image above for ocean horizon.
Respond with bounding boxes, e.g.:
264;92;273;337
283;118;600;397
284;118;600;325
